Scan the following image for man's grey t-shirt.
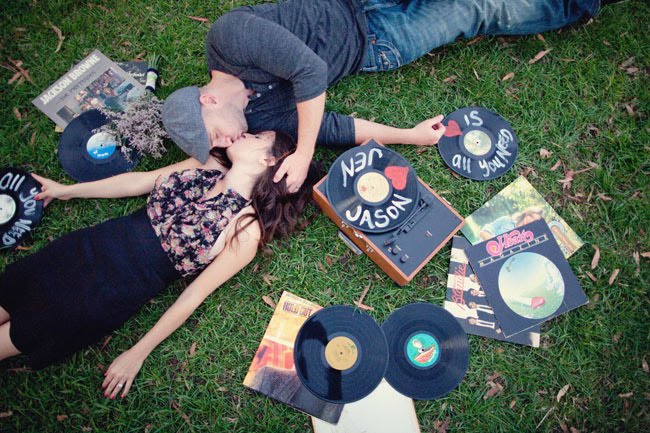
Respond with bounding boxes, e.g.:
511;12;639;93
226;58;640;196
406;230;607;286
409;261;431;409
206;0;367;147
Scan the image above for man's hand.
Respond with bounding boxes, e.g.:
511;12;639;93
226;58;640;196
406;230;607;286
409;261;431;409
409;115;446;146
272;151;312;193
102;349;146;399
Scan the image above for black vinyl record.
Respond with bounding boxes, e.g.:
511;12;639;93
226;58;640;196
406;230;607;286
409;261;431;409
58;109;138;182
294;305;389;403
438;107;518;181
0;167;44;249
326;141;419;233
382;302;469;400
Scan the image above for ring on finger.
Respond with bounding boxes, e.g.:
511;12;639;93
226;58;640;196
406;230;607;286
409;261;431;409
116;383;124;388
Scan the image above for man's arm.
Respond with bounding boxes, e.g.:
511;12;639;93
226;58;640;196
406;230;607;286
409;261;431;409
273;92;325;189
354;116;446;146
210;13;329;190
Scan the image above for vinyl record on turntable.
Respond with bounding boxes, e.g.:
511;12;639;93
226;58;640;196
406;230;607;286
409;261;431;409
326;142;419;233
294;305;389;404
438;107;518;181
58;109;139;182
0;167;44;249
381;302;469;400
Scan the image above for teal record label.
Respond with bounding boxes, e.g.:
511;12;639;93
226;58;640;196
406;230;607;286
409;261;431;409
405;332;440;369
86;132;117;160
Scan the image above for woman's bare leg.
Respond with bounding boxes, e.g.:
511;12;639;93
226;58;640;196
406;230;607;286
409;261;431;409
0;322;20;361
0;306;9;325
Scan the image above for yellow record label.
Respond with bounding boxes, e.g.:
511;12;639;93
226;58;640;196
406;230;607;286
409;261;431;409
324;336;358;370
355;171;390;204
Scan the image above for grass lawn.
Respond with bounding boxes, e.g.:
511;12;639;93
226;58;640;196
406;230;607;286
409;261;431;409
1;1;648;432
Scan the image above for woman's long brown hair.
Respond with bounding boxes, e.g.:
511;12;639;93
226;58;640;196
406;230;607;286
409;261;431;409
210;131;322;246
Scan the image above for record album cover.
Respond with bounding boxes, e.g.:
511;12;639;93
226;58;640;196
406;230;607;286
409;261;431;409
465;220;588;338
311;379;420;433
243;292;343;424
32;50;145;129
444;236;540;347
461;176;583;258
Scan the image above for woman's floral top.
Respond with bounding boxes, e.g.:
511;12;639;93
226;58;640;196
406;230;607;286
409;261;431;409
147;168;249;276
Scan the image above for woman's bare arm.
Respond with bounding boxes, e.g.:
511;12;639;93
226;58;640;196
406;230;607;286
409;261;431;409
101;219;261;399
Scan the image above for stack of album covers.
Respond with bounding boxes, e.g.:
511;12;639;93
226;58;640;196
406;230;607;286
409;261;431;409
445;178;588;346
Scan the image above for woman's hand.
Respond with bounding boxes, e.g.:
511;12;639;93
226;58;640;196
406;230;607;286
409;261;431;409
102;349;145;399
409;115;446;146
31;174;73;207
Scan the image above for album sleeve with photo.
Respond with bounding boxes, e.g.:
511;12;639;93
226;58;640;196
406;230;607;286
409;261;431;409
444;236;540;347
461;176;584;258
465;220;588;338
243;291;343;424
32;49;145;129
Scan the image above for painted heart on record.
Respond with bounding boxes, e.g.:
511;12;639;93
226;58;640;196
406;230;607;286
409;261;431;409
384;165;409;190
444;120;462;137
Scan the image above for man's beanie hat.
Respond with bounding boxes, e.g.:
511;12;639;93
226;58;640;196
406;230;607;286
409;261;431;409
162;86;210;163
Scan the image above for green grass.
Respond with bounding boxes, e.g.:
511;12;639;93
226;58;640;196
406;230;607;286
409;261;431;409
1;1;649;432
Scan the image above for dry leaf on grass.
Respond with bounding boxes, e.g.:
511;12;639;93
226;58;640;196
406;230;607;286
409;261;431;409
641;252;650;258
642;357;649;373
473;68;480;81
591;245;600;269
619;56;635;69
585;271;597;282
12;107;22;120
625;104;636;117
509;400;517;409
528;49;552;64
99;336;112;352
262;295;276;309
556;384;571;402
434;419;450;433
550;160;563;171
49;23;64;53
442;75;458;84
262;274;278;286
558;169;575;191
608;269;620;286
618;391;633;398
536;33;547;44
597;193;613;201
0;411;13;418
467;36;484;46
539;148;552;158
501;72;515;82
56;414;68;422
633;251;640;276
187;16;209;23
189;342;197;357
484;381;504;399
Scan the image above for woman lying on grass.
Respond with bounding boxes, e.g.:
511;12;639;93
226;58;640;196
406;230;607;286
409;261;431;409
0;131;320;399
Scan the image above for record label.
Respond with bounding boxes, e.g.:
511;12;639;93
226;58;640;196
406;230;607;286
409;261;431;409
326;142;419;233
324;336;359;371
405;332;440;369
0;194;16;225
58;109;138;182
86;131;117;160
382;303;469;400
294;305;389;403
438;107;518;181
0;168;44;249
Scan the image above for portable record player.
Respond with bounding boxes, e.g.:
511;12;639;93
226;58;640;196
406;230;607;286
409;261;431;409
313;139;464;286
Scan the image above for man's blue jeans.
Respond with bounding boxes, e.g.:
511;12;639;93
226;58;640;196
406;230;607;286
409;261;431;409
360;0;600;72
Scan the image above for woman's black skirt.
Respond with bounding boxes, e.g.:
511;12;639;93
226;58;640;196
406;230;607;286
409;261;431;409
0;208;180;369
